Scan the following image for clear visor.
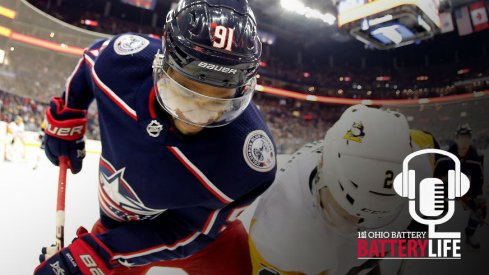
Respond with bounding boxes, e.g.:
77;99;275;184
153;67;256;128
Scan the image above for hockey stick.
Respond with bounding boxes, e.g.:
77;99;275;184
55;157;69;250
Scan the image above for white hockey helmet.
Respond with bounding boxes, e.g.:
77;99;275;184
316;105;412;229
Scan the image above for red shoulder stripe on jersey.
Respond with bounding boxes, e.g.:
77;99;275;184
88;49;100;57
202;209;220;235
148;87;157;119
167;146;234;204
112;231;201;259
83;54;95;68
84;54;138;121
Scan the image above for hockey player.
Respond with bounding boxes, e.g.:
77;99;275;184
35;0;276;274
248;105;433;275
5;116;25;161
32;120;46;170
435;124;486;249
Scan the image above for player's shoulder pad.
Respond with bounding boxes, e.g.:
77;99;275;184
279;140;322;175
86;33;161;99
82;38;111;61
221;102;277;174
88;32;161;63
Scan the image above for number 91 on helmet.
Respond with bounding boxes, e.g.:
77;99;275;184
152;0;262;128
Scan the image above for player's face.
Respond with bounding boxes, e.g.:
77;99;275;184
161;68;236;135
319;187;359;233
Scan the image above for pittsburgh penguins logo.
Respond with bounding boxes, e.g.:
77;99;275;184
343;121;365;143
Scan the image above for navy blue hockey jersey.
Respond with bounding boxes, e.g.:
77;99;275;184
61;33;277;267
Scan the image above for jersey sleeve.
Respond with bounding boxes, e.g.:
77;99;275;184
89;181;271;267
61;39;109;110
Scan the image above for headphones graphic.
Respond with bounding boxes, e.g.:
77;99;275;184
393;149;470;238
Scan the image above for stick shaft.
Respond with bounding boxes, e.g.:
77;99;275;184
56;157;69;250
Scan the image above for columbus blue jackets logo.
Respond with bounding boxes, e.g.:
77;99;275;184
113;34;150;56
243;130;276;172
98;157;166;222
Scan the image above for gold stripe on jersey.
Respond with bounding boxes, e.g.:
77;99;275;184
409;129;438;169
249;219;305;275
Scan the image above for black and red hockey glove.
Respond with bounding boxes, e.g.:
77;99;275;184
44;97;87;174
35;227;113;275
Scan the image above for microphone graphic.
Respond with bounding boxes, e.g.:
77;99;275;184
419;178;445;217
393;149;470;239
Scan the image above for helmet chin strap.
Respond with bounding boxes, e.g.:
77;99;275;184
313;172;403;233
357;205;404;230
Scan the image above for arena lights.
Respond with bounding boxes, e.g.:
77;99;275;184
0;25;12;37
255;84;489;106
0;24;84;56
0;6;16;19
81;19;99;27
280;0;336;25
11;32;84;55
376;76;391;81
338;0;441;28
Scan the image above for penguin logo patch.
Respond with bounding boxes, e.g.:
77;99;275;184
243;130;275;172
146;120;163;137
343;121;365;143
114;34;149;55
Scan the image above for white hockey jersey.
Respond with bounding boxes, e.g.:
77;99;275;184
250;141;414;275
7;121;24;138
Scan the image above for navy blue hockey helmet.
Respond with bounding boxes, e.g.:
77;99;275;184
163;0;261;89
153;0;261;128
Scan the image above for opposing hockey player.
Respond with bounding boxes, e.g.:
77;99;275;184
35;0;276;274
435;124;485;249
249;105;433;275
32;120;46;170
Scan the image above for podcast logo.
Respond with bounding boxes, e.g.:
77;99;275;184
357;149;470;260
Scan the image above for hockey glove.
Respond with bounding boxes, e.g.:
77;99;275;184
45;97;87;174
35;227;113;275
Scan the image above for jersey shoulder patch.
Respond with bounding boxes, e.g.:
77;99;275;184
113;34;150;55
243;130;276;173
